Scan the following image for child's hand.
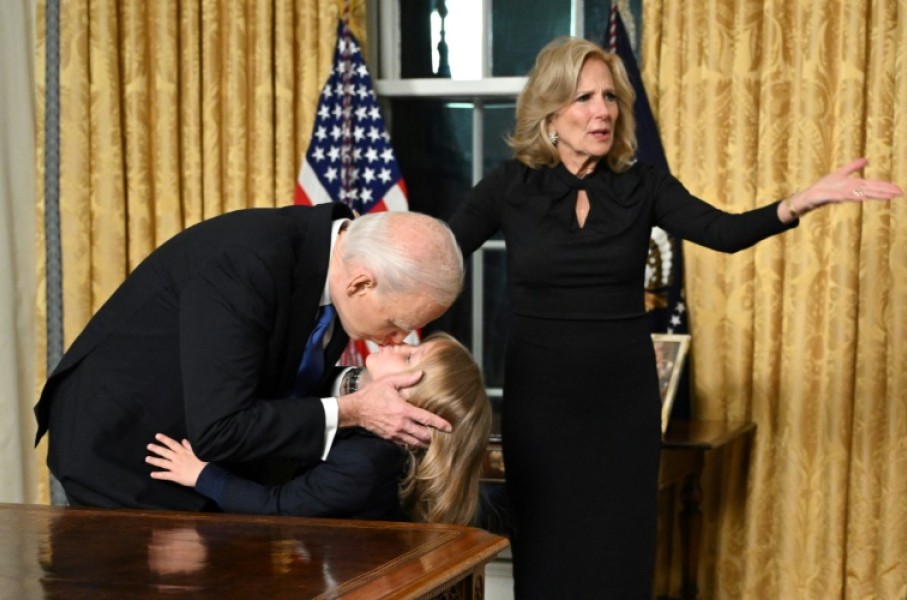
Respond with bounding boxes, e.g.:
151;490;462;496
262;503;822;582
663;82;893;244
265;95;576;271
146;433;207;488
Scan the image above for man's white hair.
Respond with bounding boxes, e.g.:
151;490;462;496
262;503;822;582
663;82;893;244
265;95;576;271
343;212;464;306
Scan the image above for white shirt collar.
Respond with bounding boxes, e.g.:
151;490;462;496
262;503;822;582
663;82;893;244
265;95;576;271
322;218;350;306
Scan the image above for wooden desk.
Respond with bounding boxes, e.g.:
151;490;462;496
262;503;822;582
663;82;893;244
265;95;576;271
0;503;509;599
481;419;755;600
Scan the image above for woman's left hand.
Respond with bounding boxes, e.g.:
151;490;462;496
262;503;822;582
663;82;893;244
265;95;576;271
787;158;903;217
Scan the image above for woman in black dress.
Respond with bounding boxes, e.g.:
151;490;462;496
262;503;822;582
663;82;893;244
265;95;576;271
448;37;902;599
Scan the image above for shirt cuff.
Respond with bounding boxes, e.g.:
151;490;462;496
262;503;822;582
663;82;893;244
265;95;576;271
320;396;339;460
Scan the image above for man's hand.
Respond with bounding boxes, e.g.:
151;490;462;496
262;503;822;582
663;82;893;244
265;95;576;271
337;371;453;448
146;433;207;488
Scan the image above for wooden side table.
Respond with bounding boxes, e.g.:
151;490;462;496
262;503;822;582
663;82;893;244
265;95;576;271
659;420;757;600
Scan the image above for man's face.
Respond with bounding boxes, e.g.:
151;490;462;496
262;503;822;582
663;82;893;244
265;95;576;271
336;289;446;345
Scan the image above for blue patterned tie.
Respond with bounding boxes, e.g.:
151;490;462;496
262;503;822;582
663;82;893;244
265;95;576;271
294;305;336;396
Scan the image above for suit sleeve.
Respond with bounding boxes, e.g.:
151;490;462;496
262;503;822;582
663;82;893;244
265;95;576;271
179;244;325;465
195;435;405;517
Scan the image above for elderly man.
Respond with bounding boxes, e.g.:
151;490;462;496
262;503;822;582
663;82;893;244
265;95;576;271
35;203;464;510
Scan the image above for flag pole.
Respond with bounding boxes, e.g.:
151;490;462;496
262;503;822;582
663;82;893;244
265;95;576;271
608;2;618;52
338;0;354;207
341;0;350;27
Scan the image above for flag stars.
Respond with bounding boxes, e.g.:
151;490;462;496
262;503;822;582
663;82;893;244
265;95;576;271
299;26;404;214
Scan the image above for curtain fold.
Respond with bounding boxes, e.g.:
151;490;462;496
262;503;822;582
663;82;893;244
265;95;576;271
35;0;366;504
0;0;38;504
642;1;907;597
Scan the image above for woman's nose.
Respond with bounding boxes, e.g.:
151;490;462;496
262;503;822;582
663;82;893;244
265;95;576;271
596;98;613;118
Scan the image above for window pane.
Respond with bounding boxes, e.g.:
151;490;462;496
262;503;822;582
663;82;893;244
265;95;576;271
491;0;571;76
400;0;484;79
389;99;474;345
483;103;515;176
399;0;435;78
481;249;510;389
389;99;473;219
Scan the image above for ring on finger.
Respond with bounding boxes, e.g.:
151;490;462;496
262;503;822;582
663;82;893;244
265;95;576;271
853;187;865;198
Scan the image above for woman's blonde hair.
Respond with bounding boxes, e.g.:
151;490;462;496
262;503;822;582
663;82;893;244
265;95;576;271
398;332;492;525
507;36;637;173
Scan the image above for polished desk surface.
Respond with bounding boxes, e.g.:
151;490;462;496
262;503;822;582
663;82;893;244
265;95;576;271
0;503;509;599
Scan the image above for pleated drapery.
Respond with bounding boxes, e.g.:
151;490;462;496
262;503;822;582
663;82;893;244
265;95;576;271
642;1;907;598
35;0;366;504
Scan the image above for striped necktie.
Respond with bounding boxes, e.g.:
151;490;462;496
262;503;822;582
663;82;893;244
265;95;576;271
293;304;336;396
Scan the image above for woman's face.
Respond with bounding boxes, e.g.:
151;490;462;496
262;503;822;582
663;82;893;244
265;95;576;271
365;340;438;381
548;57;619;175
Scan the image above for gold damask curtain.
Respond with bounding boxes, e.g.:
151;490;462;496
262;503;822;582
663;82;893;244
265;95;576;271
35;0;366;504
642;0;906;598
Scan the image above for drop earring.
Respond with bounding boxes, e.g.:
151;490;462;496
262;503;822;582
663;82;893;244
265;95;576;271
548;131;559;145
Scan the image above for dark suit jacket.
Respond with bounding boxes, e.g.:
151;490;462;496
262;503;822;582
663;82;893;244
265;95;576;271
35;203;353;510
196;428;409;521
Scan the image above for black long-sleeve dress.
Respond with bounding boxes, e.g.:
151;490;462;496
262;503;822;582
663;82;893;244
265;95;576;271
449;160;794;599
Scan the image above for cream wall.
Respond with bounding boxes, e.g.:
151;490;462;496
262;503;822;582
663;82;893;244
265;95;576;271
0;0;37;504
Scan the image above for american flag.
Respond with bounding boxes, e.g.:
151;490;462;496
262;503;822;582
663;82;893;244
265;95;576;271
295;20;415;365
295;20;408;214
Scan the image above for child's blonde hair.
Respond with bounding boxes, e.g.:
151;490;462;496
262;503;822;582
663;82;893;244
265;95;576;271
398;332;492;525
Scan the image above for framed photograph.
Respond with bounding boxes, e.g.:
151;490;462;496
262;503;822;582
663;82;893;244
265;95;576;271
651;333;691;433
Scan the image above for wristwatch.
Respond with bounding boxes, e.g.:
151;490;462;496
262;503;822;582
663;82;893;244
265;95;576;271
339;367;364;395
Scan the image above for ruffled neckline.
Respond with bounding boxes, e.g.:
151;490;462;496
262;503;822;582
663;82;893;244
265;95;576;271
508;160;646;236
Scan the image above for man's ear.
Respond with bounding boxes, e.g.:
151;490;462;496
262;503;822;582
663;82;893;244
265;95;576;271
345;270;376;297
